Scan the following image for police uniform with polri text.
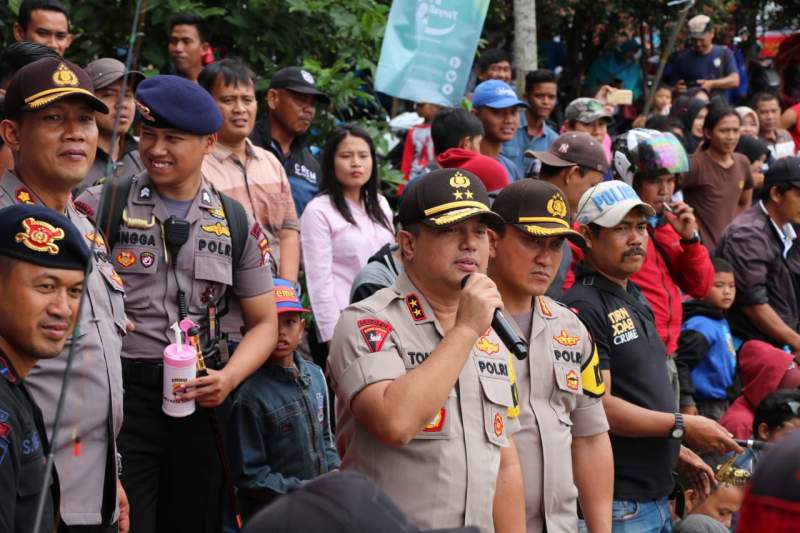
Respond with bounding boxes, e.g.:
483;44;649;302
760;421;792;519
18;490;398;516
491;179;608;533
76;75;274;533
329;169;519;533
0;204;93;533
0;58;126;529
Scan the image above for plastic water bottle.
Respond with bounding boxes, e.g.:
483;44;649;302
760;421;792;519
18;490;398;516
162;323;196;417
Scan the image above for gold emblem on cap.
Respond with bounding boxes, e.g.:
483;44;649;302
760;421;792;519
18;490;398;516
546;192;568;218
15;217;65;255
135;100;155;122
449;171;471;189
52;63;79;87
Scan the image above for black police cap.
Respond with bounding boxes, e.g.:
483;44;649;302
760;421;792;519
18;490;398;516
0;204;89;270
398;168;503;229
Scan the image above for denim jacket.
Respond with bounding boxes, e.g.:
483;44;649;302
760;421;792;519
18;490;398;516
226;353;340;499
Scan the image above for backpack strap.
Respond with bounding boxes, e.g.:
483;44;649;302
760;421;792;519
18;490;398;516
97;175;135;251
218;192;249;269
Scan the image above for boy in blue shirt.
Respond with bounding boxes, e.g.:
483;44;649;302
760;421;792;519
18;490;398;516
226;279;340;523
676;258;738;421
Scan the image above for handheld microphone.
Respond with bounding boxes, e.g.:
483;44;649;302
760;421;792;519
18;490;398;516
461;275;528;360
734;438;771;451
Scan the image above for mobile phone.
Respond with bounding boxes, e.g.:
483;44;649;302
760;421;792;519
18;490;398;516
607;89;633;106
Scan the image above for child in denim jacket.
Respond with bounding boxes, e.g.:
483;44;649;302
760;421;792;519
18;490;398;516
226;279;340;522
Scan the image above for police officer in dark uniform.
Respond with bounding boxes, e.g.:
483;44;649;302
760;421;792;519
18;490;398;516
0;204;90;533
249;66;329;216
77;75;278;533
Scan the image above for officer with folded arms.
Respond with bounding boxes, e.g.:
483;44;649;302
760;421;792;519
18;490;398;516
329;168;525;533
0;57;129;533
77;75;278;533
0;204;90;533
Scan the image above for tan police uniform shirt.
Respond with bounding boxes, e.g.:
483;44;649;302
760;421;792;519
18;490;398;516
510;295;608;533
0;170;126;525
77;173;273;360
329;271;520;533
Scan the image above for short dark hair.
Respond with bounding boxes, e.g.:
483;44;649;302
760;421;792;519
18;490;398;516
753;390;800;438
17;0;69;30
476;48;511;73
762;181;795;202
711;257;733;275
524;69;556;94
751;91;780;109
0;41;60;88
430;108;483;154
198;58;255;93
169;13;209;43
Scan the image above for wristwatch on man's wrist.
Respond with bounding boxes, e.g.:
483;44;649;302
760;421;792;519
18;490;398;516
680;231;701;245
670;413;685;439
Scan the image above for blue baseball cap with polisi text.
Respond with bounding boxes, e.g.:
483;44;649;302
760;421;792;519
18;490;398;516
472;79;530;109
575;181;655;228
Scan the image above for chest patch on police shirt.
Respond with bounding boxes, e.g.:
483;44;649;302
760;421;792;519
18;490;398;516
608;306;639;345
554;329;579;346
475;335;500;355
357;318;393;352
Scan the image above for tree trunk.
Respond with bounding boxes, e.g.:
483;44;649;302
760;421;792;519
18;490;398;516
513;0;537;94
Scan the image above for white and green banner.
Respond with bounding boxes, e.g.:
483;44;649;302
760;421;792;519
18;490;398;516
375;0;491;106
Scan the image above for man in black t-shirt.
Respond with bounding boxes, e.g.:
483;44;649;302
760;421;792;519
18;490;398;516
563;181;741;531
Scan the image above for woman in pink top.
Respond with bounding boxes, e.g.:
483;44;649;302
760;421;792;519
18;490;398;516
300;124;394;343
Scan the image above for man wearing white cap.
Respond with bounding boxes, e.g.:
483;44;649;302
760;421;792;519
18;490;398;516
666;14;739;99
563;181;741;532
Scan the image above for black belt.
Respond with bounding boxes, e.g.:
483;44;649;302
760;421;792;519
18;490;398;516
122;355;224;387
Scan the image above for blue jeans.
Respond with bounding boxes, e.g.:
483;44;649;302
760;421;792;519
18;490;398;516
611;498;672;533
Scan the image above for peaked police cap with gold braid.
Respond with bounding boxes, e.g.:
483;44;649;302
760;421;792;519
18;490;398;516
4;58;109;117
397;168;503;229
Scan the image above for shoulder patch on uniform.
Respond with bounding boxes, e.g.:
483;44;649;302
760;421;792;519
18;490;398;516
580;345;605;398
74;200;95;217
357;318;393;353
405;293;426;321
553;329;580;347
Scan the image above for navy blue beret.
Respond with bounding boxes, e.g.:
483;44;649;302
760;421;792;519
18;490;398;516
0;204;89;270
135;74;222;135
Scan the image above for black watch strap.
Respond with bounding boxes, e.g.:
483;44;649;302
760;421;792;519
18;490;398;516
680;231;701;245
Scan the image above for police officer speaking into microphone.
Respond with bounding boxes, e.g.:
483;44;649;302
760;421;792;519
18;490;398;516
0;57;129;533
77;75;278;533
488;179;612;533
328;168;525;533
0;204;90;533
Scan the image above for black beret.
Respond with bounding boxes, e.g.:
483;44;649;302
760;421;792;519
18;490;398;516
0;205;89;270
135;74;222;135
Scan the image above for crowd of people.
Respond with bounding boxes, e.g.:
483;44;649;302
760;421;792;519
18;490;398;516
1;1;800;533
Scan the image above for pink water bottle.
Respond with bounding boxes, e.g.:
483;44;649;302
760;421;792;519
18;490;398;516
162;324;196;417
